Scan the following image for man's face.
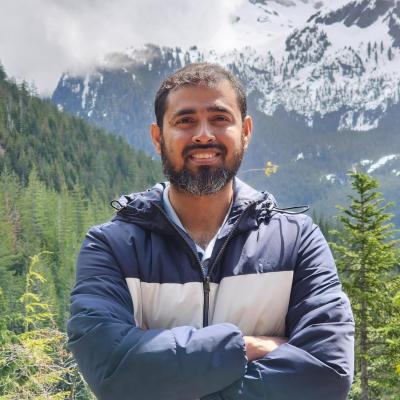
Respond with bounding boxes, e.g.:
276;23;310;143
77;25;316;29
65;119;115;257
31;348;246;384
151;80;252;195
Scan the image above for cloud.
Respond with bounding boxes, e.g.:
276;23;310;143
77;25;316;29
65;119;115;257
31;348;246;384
0;0;245;96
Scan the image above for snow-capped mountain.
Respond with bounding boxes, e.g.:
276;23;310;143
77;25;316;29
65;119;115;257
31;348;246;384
52;0;400;221
54;0;400;133
219;0;349;53
215;0;400;131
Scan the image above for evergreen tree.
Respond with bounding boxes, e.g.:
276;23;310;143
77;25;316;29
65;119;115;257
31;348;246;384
311;210;336;241
331;172;400;400
0;287;13;345
19;252;54;332
0;74;162;201
0;62;6;81
0;253;94;399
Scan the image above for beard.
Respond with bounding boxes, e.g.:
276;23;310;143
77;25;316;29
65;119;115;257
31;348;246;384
160;137;244;196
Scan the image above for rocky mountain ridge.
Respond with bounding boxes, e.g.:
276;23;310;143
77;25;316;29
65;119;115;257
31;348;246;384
54;0;400;133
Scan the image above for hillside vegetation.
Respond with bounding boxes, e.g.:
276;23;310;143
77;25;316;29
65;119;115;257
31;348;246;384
0;65;162;397
0;63;162;202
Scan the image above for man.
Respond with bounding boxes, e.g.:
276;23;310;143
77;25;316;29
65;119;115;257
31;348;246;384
68;63;354;399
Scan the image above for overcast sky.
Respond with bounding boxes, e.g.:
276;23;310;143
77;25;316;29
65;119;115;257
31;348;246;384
0;0;245;96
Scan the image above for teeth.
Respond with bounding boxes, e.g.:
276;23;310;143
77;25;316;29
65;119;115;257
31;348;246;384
192;153;216;159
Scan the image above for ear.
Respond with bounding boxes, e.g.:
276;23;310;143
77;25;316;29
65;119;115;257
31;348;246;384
150;123;162;155
242;116;253;150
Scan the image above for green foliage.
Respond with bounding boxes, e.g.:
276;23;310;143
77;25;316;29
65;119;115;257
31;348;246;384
0;73;163;202
0;65;167;398
311;210;339;241
0;329;95;399
0;253;94;399
19;252;54;332
0;288;14;346
0;173;109;398
0;63;6;82
331;171;400;399
0;167;113;332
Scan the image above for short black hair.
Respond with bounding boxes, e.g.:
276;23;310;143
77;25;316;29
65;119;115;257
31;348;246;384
154;63;247;127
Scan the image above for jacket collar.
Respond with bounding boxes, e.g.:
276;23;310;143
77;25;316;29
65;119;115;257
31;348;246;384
110;178;275;236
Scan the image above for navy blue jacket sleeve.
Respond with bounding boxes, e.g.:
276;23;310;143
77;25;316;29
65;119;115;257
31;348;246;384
67;224;247;400
202;215;354;400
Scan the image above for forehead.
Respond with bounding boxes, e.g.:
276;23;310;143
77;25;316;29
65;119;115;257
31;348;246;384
164;80;240;117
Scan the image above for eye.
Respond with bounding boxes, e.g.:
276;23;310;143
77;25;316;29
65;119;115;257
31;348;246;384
176;117;195;125
212;115;230;123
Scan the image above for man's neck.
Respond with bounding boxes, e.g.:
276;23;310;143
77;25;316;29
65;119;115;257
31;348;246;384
168;181;233;249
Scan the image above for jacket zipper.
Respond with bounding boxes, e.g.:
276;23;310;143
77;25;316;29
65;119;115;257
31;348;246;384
145;201;258;327
203;276;211;327
201;203;255;326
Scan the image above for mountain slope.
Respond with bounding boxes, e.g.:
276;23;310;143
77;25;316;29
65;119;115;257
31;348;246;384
0;68;162;200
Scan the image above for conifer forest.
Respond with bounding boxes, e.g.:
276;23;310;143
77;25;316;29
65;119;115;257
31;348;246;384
0;65;399;399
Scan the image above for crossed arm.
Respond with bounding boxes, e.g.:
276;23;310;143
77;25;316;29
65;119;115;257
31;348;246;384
67;217;354;400
244;336;288;362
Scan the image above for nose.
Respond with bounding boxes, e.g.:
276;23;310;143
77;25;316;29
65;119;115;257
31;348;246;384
192;121;216;143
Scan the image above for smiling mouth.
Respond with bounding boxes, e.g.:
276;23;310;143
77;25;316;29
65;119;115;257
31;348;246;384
190;152;221;159
183;144;226;160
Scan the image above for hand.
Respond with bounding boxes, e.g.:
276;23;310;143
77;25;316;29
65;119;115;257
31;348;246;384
243;335;288;362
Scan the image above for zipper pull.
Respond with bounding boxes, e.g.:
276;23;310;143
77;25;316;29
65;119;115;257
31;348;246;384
203;275;211;327
203;276;210;293
200;260;209;277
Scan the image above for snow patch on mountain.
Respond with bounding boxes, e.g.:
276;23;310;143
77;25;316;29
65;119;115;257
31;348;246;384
81;75;90;109
325;173;336;182
338;110;380;131
367;154;399;173
360;159;373;165
226;0;350;55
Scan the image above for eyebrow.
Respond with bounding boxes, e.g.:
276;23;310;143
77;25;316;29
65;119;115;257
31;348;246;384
171;108;196;118
171;105;232;119
207;105;231;114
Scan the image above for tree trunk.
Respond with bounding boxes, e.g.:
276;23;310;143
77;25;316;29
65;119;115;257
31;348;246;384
360;186;369;400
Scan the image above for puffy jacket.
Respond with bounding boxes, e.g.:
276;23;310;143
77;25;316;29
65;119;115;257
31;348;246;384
67;178;354;400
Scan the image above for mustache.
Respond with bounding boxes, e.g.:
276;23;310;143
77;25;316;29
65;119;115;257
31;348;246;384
182;144;226;158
